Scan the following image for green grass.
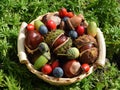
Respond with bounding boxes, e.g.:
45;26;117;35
0;0;120;90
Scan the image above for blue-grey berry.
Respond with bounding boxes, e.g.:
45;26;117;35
39;25;48;35
68;30;78;39
53;67;64;78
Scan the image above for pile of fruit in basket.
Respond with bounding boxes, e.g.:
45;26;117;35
24;8;99;78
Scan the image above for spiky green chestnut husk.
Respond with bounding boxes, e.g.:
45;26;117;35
44;29;64;47
54;38;72;54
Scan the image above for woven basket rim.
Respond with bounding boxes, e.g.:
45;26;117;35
17;12;106;85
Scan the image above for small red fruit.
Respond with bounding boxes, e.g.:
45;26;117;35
76;25;85;36
66;12;74;18
41;64;52;74
46;20;56;31
81;63;90;72
27;24;35;31
51;60;59;69
59;8;68;18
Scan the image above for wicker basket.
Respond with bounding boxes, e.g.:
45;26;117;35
17;12;106;85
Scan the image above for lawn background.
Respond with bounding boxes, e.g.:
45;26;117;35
0;0;120;90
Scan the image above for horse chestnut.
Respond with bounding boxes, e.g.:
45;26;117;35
63;60;81;77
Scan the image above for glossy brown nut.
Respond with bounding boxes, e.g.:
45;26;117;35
79;42;94;52
63;60;81;78
25;30;44;50
70;15;83;28
53;34;68;49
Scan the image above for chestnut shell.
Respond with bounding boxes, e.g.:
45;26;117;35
74;35;98;49
79;47;98;64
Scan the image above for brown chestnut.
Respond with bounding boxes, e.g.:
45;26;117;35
70;15;84;28
79;47;98;64
79;42;94;52
74;35;98;49
25;30;44;50
63;60;81;78
53;34;68;49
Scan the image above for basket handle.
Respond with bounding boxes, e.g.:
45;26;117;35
17;22;28;64
95;28;106;67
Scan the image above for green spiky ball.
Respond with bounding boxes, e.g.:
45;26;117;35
44;29;64;47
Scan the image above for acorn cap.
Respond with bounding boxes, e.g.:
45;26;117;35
38;42;50;53
43;52;51;60
38;42;51;60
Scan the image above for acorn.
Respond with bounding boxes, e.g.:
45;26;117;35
34;55;48;70
63;60;81;78
34;20;44;31
45;29;72;55
79;47;98;64
38;42;50;53
38;42;51;60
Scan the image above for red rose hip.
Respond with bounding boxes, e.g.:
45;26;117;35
81;63;90;72
59;8;68;18
76;25;85;36
66;12;74;18
41;64;52;74
51;60;59;69
45;20;56;31
27;24;35;31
